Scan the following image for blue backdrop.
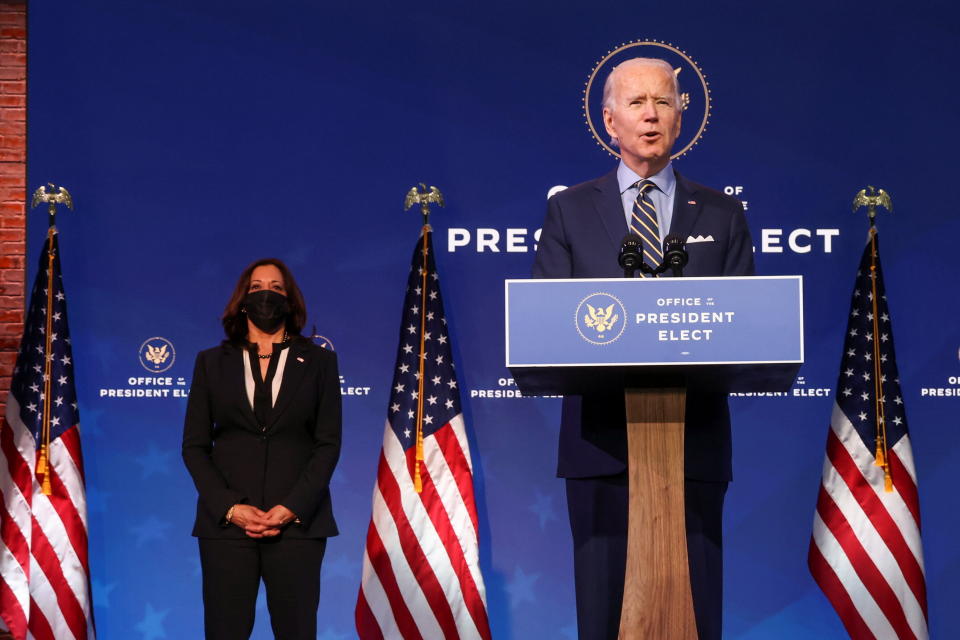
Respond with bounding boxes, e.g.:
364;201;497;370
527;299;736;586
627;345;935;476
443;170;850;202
24;1;960;638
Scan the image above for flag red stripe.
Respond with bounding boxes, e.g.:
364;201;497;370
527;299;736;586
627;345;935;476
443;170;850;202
0;500;29;577
414;441;491;639
432;424;480;540
887;450;921;529
46;454;89;572
30;515;88;640
808;539;877;640
59;426;85;480
26;595;57;640
1;416;33;504
826;430;927;616
816;486;916;640
377;450;460;639
0;575;27;640
362;516;423;640
355;590;386;640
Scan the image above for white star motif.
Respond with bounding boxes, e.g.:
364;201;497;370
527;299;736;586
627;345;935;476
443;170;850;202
29;383;38;392
26;402;36;412
429;290;438;300
61;355;71;366
880;354;888;362
881;313;889;322
52;312;61;321
860;392;869;401
866;312;874;321
858;412;868;421
403;344;414;354
57;375;68;385
432;376;441;385
55;396;63;407
851;309;859;317
854;289;861;297
880;333;889;342
862;372;870;381
435;355;444;365
441;317;447;325
399;364;409;373
864;353;872;362
865;332;873;342
390;403;400;413
410;390;418;400
426;312;434;321
414;286;421;295
394;383;405;393
427;395;437;405
431;273;439;281
894;396;903;405
893;416;903;426
71;402;77;410
55;291;64;301
880;374;886;383
438;335;447;344
404;428;412;438
842;388;852;397
844;368;854;377
849;328;858;337
407;325;417;335
447;379;457;389
407;410;414;419
51;417;60;427
424;415;434;425
424;332;431;341
410;305;419;315
445;399;454;409
413;372;421;380
35;345;43;354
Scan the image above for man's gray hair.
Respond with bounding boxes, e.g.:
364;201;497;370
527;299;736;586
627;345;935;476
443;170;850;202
601;57;681;147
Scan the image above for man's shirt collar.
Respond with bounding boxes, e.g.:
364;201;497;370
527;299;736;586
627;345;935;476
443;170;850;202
617;161;675;196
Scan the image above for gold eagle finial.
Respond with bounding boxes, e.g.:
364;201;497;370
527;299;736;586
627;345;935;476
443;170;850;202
404;183;444;220
852;185;892;223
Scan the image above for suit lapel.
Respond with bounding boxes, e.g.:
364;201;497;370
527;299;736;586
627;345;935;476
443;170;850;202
669;171;704;249
592;170;629;257
267;342;310;429
224;344;259;431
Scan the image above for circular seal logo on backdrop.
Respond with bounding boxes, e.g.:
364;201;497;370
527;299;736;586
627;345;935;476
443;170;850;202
583;39;712;160
575;293;627;345
139;336;176;373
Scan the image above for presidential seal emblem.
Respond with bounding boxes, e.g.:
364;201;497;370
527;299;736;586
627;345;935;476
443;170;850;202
309;327;335;351
139;336;176;373
583;39;711;161
575;293;627;345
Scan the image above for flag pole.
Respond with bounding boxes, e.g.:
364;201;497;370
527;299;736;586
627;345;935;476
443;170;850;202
403;183;445;492
30;183;73;496
851;185;893;492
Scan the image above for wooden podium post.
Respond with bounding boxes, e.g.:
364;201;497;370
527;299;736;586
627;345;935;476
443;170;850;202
618;387;698;640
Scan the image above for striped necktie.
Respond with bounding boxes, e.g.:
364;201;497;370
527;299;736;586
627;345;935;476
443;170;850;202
630;180;662;275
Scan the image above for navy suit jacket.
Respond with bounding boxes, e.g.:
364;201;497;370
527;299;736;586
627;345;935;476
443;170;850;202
182;338;342;538
532;169;755;481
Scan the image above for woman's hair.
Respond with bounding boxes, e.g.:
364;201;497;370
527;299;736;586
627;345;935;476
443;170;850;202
221;257;307;343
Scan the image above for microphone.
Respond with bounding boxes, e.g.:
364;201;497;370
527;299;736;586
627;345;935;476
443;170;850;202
662;234;688;277
618;234;643;278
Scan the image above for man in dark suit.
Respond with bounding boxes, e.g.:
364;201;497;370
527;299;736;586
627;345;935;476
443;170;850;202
532;58;754;640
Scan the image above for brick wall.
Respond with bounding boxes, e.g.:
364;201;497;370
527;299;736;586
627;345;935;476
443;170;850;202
0;0;25;427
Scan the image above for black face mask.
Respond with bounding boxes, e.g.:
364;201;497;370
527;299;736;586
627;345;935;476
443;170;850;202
243;290;290;334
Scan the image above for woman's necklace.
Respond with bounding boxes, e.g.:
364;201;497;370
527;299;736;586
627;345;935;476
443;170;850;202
257;330;289;359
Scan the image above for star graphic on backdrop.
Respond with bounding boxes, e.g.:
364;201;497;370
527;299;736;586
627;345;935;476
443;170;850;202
135;603;169;640
91;578;117;609
323;553;361;581
135;442;174;479
130;515;172;547
506;565;539;608
86;486;112;514
528;489;558;530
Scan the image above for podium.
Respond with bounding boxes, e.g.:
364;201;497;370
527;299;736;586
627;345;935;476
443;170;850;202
505;276;803;639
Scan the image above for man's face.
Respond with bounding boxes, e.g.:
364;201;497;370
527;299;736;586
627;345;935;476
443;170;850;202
602;64;682;177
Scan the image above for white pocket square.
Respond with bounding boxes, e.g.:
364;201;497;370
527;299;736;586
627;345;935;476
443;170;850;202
686;234;715;244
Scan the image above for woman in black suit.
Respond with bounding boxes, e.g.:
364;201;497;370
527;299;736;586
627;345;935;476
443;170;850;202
182;258;341;639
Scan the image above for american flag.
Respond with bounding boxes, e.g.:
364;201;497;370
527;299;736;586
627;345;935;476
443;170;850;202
808;230;927;639
0;230;94;640
355;229;491;640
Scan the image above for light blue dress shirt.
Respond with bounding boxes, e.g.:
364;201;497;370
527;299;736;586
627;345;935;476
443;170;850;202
617;161;676;245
